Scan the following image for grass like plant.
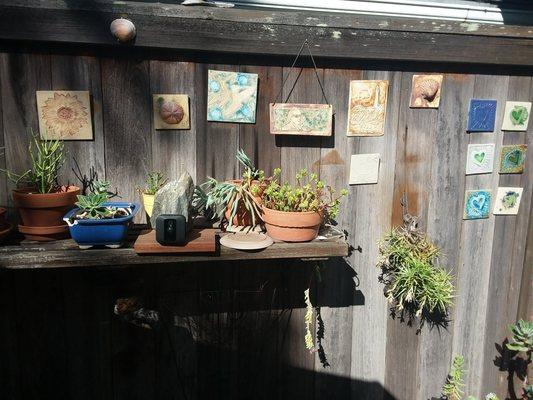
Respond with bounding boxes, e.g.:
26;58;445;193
2;134;65;194
377;225;454;329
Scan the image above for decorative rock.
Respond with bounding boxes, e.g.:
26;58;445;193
110;18;136;43
150;171;195;230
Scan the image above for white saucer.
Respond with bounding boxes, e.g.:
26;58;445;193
219;232;274;250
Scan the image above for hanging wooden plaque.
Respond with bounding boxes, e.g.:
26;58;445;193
269;103;333;136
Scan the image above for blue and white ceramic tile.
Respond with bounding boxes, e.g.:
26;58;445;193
467;99;497;132
463;189;492;219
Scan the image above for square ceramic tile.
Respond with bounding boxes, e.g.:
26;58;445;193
207;70;258;123
467;99;497;132
466;144;495;175
349;153;380;185
501;101;531;131
493;187;523;215
409;75;443;108
153;94;190;130
499;144;527;174
463;189;491;220
36;90;93;140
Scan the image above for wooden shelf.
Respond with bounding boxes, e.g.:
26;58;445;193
0;226;349;270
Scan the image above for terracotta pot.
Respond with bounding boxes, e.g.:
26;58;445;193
142;192;155;217
262;206;323;242
12;186;80;241
224;179;266;227
0;207;6;226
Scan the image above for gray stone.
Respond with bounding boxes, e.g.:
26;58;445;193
150;171;195;230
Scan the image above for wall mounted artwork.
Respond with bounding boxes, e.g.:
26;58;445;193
493;187;523;215
409;74;443;108
153;94;190;130
499;144;527;174
348;153;380;185
501;101;531;131
347;80;389;136
269;103;332;136
207;70;258;123
466;144;495;175
36;91;93;140
463;189;491;220
467;99;497;132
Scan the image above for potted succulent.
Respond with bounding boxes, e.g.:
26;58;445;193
1;135;79;241
203;149;267;228
139;171;167;218
64;181;139;249
261;168;347;242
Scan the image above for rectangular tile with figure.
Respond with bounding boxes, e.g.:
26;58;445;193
493;187;523;215
466;143;495;175
501;101;531;131
499;144;527;174
153;94;190;130
463;189;492;220
36;90;93;140
467;99;497;132
207;70;258;123
269;103;332;136
347;80;389;136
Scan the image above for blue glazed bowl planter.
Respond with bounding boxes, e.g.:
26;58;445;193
64;202;140;249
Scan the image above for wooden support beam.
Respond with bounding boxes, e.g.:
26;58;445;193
0;0;532;66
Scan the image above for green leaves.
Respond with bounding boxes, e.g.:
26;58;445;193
506;319;533;353
442;355;465;400
510;105;528;126
75;192;112;219
143;171;167;195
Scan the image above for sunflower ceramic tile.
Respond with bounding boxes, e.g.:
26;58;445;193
36;91;93;140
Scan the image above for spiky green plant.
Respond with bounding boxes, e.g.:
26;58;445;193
507;320;533;353
142;171;167;195
236;148;263;181
2;134;65;193
377;225;454;327
442;356;466;400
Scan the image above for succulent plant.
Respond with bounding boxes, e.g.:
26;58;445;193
507;319;533;353
442;356;465;400
142;171;167;195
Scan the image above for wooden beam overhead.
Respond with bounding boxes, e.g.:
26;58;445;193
0;0;532;66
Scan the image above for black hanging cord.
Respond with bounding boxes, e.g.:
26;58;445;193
273;39;330;105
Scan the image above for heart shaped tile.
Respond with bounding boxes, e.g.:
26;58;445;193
473;152;485;164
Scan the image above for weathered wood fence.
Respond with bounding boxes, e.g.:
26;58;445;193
0;44;531;400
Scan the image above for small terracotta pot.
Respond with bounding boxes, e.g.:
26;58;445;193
262;206;323;242
13;186;80;241
142;192;155;218
224;179;266;227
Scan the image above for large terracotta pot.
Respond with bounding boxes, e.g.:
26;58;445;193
224;179;266;227
13;185;80;241
262;206;323;242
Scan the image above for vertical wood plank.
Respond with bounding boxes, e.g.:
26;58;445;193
101;58;151;220
50;55;105;185
452;74;509;398
0;54;7;208
385;71;440;400
481;75;533;396
418;73;475;400
149;61;197;182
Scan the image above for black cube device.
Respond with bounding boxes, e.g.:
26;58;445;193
155;215;187;245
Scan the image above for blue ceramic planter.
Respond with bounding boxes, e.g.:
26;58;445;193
63;202;139;249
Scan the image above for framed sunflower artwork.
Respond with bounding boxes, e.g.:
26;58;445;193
36;91;93;140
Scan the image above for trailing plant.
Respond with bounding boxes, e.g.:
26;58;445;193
74;180;126;220
141;171;167;195
202;149;266;227
262;168;348;223
377;214;454;330
503;319;533;399
1;134;65;194
442;356;466;400
192;185;216;220
72;158;118;197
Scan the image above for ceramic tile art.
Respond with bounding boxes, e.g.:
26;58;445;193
409;74;443;108
499;144;527;174
501;101;531;131
36;91;93;140
467;99;497;132
269;103;332;136
153;94;190;130
463;189;491;220
348;153;380;185
347;80;389;136
466;144;495;175
207;70;258;123
493;187;523;215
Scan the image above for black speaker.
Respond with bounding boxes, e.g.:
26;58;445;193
155;214;187;245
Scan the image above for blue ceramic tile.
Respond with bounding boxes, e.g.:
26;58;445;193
463;189;491;219
467;99;497;132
